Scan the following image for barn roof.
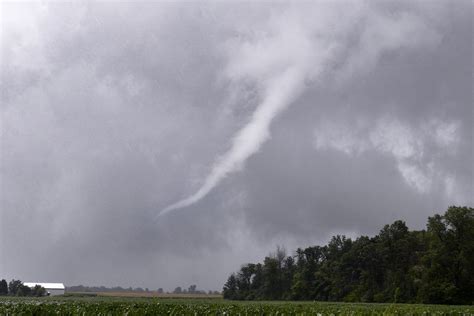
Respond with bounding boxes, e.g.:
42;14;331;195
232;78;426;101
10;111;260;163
24;282;65;290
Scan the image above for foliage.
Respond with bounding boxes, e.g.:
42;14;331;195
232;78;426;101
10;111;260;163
0;280;7;296
0;296;472;315
31;285;47;297
5;280;46;297
223;206;474;304
67;284;211;295
8;280;22;296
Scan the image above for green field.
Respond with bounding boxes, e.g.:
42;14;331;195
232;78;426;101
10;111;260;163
0;296;472;315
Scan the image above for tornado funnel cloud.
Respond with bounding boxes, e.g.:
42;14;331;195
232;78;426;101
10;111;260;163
158;68;304;217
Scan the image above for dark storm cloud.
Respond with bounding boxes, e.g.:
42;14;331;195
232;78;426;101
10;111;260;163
1;1;472;290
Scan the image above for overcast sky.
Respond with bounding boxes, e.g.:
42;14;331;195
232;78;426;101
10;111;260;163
1;1;472;291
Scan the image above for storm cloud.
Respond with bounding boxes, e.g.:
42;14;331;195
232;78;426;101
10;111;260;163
1;1;472;291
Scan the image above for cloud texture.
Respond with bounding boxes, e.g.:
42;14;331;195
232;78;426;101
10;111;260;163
1;1;472;290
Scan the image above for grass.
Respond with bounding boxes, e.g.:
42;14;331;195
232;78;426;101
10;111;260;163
0;295;472;315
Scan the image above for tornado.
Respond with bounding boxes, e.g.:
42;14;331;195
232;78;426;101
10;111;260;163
158;67;304;217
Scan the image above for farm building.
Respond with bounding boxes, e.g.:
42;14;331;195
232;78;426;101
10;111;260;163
24;282;65;296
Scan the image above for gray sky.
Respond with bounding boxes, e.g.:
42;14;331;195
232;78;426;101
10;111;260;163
1;1;472;291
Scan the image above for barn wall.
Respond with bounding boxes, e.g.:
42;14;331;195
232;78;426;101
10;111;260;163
47;289;65;296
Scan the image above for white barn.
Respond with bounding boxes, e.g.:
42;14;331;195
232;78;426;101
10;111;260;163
24;282;65;296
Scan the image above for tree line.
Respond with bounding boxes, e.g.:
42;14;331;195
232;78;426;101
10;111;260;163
67;284;220;295
172;285;220;295
0;279;46;297
223;206;474;305
67;285;155;293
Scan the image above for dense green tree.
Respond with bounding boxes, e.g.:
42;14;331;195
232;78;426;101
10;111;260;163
281;256;296;299
419;206;474;304
8;280;22;296
223;274;238;299
249;263;264;299
223;206;474;304
291;246;324;300
16;284;31;296
262;256;280;299
237;264;255;299
0;279;7;295
374;220;420;302
31;285;46;297
3;280;46;297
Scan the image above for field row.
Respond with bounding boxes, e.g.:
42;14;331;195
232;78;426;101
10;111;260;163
0;297;473;315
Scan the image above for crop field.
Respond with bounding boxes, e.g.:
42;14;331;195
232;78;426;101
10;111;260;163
0;296;473;316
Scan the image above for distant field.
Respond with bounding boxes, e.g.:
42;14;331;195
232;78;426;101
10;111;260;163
96;291;222;299
0;296;472;315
